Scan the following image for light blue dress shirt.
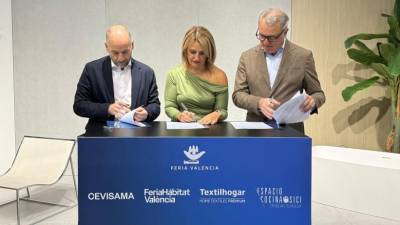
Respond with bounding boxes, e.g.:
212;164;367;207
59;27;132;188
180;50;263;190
266;41;285;89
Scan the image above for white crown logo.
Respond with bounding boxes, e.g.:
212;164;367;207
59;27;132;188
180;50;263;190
183;145;205;164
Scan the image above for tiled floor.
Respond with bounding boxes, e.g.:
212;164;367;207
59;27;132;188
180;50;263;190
312;203;400;225
0;175;399;225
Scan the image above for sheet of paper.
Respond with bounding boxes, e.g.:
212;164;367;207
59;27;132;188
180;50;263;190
273;92;310;124
166;122;207;130
105;121;143;128
119;110;147;127
230;122;273;129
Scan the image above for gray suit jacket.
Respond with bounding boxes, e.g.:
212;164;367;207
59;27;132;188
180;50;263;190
232;40;325;125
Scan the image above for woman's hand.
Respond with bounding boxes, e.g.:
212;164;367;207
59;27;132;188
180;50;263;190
177;111;196;122
198;111;221;125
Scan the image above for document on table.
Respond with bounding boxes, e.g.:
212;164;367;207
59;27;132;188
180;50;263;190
166;122;207;130
230;122;273;129
273;92;310;124
119;110;147;127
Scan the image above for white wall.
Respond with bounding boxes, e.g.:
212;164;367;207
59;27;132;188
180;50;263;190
0;0;16;203
12;0;291;144
0;0;15;174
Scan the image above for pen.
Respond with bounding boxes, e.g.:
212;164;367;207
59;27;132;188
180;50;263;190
269;96;279;128
180;103;197;122
269;96;274;104
180;103;189;112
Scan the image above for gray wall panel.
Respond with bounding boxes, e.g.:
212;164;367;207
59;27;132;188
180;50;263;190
0;0;15;174
13;0;106;144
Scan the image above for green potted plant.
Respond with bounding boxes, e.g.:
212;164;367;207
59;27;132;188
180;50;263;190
343;0;400;153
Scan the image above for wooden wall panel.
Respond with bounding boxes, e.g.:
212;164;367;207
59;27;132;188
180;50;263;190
292;0;394;150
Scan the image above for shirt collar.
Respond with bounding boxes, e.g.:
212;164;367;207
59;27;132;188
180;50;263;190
111;59;132;71
266;39;286;57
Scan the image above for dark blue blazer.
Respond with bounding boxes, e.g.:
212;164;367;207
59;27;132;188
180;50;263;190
73;56;160;130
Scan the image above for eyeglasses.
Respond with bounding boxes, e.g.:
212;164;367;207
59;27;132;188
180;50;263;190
255;28;286;42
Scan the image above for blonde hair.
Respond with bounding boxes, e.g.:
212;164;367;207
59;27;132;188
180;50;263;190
181;26;216;70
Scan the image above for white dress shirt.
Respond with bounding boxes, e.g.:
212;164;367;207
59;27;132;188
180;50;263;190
111;60;132;105
266;40;286;89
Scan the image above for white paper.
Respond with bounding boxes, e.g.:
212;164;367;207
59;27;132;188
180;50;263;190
166;122;207;130
119;110;147;127
273;92;310;124
230;122;273;129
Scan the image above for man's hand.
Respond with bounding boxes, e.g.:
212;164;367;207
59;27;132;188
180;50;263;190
134;106;148;121
258;98;281;120
198;111;220;125
300;95;315;112
108;101;131;119
177;111;196;123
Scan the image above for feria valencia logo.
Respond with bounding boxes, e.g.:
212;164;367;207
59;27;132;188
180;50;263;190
183;145;205;164
170;145;219;171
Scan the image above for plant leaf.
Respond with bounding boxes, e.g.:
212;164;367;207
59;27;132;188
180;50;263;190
347;48;387;65
395;0;400;23
388;49;400;76
345;33;390;49
342;76;380;101
378;43;396;62
388;16;400;41
370;63;393;80
353;40;377;55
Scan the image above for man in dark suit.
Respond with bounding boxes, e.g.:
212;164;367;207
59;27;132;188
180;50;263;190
232;8;325;133
74;25;160;130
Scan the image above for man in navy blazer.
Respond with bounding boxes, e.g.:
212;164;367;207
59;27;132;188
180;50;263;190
74;25;160;130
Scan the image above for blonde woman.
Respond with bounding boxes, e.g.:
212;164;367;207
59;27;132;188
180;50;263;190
165;26;228;125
